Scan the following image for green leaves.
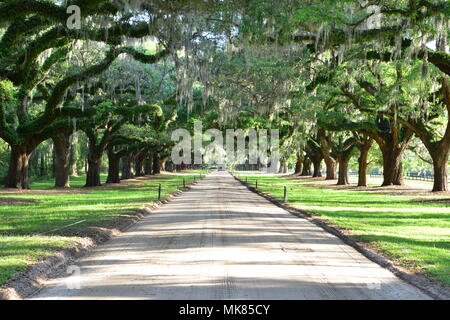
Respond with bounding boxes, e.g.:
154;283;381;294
296;3;344;24
0;80;13;103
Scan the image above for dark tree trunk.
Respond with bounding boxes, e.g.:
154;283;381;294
85;140;102;187
312;160;322;177
323;157;336;179
6;145;33;189
432;155;449;192
153;153;161;174
166;163;174;172
144;155;153;175
337;154;351;185
134;152;145;177
85;133;105;187
311;154;323;178
318;129;337;180
358;153;369;187
357;136;373;187
53;133;71;188
300;158;312;176
155;159;162;173
106;146;121;184
85;156;102;187
121;155;134;180
294;153;302;175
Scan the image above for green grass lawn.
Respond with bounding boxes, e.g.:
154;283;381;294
0;171;206;285
236;172;450;286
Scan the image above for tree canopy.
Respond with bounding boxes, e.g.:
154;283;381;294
0;0;448;191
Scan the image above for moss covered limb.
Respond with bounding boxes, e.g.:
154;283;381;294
42;46;169;116
366;49;450;77
422;50;450;77
15;29;71;81
0;0;67;24
0;80;15;143
16;48;166;138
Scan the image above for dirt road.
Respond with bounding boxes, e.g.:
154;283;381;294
33;172;431;300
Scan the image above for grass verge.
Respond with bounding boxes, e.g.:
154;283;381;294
0;171;205;285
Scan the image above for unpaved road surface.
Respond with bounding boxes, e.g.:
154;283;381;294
33;172;431;300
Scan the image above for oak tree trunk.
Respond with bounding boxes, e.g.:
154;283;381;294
318;130;337;180
134;152;146;177
294;153;302;175
312;153;323;178
53;133;71;188
357;140;373;187
358;155;369;187
85;133;104;187
337;154;351;185
144;155;153;175
429;145;450;192
85;156;102;187
324;157;337;180
106;147;121;184
6;145;32;189
300;158;312;176
381;147;404;186
153;153;161;174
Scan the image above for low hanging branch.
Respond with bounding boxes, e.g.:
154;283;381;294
15;47;170;139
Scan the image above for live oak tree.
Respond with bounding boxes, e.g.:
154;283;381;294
318;128;338;180
106;105;177;183
305;137;324;178
250;0;449;189
0;0;235;189
354;132;374;187
1;0;448;191
0;0;179;188
331;135;357;186
52;132;73;188
78;97;163;187
106;134;143;183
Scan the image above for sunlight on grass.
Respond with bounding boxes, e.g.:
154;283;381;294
0;171;206;285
